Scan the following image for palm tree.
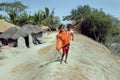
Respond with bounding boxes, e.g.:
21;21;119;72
0;1;28;14
0;1;28;24
15;12;34;26
42;7;50;18
40;7;54;26
8;10;18;24
33;10;44;25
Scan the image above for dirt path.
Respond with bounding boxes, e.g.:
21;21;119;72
0;32;120;80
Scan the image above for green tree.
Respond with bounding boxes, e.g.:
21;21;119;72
0;1;28;24
16;12;35;26
41;7;60;29
42;7;50;18
8;10;18;24
51;16;60;30
0;1;28;14
63;5;116;43
81;9;113;42
33;10;44;25
0;14;7;19
63;5;91;26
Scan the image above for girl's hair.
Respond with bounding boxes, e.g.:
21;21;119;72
58;24;65;30
67;24;72;28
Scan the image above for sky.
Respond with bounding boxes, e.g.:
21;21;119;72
0;0;120;24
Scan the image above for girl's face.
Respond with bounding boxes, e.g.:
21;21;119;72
67;26;72;30
59;26;65;32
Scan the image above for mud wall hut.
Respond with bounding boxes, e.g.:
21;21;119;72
0;19;19;46
12;24;43;48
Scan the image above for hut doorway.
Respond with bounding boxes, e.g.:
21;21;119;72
24;36;29;48
1;39;8;46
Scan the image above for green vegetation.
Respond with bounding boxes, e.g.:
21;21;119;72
0;1;60;30
0;14;6;19
0;1;28;24
63;5;120;54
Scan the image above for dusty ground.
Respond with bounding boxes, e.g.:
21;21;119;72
0;32;120;80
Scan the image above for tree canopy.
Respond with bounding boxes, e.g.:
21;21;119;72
0;2;60;29
63;5;120;43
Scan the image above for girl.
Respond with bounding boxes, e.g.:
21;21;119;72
56;24;71;64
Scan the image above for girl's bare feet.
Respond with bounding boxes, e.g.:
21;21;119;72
60;60;62;64
64;61;68;64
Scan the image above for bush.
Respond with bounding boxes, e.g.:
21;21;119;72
106;34;120;55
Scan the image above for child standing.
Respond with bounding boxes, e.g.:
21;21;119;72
56;24;74;64
64;24;74;63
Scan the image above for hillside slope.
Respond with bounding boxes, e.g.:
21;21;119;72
0;32;120;80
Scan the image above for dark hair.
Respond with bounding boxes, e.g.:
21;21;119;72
58;24;65;30
67;24;72;28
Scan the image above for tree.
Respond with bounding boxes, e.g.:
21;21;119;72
0;14;7;19
8;10;18;24
33;10;44;25
41;7;60;30
0;1;28;14
63;5;91;25
41;16;60;30
0;2;61;29
15;12;35;26
51;16;60;30
63;5;120;43
0;1;28;24
42;7;50;18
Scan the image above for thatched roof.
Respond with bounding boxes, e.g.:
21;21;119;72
12;24;43;39
0;27;19;39
0;19;17;32
40;25;49;30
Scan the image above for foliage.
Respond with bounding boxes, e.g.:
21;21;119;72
63;5;120;54
51;16;60;29
15;12;35;26
8;10;18;24
63;5;120;43
41;7;60;29
0;14;7;19
0;1;28;25
0;2;61;28
0;1;28;14
107;34;120;55
33;10;44;25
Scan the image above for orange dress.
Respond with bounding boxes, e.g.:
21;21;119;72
56;31;71;51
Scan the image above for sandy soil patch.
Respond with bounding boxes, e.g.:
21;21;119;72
38;44;54;55
0;32;120;80
11;61;40;74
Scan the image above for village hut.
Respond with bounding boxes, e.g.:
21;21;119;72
0;27;19;46
40;25;50;31
0;27;19;39
17;37;27;49
12;24;43;48
39;25;50;38
0;19;18;45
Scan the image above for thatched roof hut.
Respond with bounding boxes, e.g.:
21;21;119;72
12;24;43;39
0;19;17;33
40;25;49;30
0;27;19;39
0;27;19;46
